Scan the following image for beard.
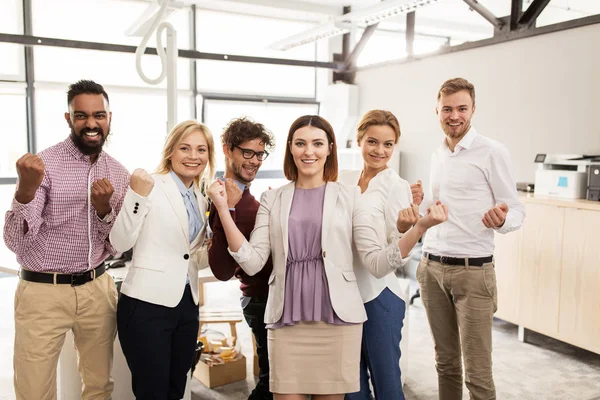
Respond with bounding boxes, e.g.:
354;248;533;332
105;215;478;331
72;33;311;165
229;160;257;185
442;120;471;140
70;125;109;155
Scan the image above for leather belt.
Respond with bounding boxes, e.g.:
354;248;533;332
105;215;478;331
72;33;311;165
19;263;106;286
425;253;493;267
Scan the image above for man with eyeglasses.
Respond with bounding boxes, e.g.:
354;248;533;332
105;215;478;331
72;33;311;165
4;80;130;399
208;117;275;400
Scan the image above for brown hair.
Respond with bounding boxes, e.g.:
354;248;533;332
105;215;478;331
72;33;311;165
156;120;216;192
221;117;275;152
437;77;476;105
283;115;338;182
356;109;401;144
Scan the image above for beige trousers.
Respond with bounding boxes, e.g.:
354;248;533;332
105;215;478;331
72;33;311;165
417;257;498;400
13;272;118;400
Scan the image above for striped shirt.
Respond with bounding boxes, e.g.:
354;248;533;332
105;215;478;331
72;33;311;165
3;137;130;273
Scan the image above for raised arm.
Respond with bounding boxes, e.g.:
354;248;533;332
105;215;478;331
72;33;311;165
3;153;48;254
207;180;271;276
109;169;154;253
354;188;448;278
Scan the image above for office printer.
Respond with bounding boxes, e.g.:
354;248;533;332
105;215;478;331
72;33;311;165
534;154;599;199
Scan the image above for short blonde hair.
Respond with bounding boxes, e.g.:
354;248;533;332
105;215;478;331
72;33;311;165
437;77;475;105
156;120;216;192
356;110;401;144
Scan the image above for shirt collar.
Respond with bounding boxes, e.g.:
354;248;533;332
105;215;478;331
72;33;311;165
442;126;478;151
170;170;195;197
64;136;104;162
233;179;247;192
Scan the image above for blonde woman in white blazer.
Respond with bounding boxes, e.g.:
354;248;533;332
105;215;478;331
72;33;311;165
207;115;448;400
109;120;215;399
339;110;421;400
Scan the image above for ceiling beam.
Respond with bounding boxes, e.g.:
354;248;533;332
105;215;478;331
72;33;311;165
344;23;379;70
518;0;551;28
462;0;505;30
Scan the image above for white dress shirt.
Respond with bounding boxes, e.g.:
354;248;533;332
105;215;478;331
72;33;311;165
422;127;525;258
339;168;412;303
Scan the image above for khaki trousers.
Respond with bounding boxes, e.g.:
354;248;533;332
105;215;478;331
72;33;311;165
13;272;118;400
417;257;497;400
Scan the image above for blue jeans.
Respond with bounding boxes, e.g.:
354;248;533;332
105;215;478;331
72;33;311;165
346;288;406;400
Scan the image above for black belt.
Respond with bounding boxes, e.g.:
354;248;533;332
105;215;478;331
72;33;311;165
20;263;106;286
425;253;493;267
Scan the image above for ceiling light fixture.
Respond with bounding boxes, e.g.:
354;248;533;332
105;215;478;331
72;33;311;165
270;0;441;51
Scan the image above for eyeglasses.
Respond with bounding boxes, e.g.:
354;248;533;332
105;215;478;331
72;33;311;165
234;145;269;161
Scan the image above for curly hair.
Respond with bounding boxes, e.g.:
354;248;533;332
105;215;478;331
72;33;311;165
221;117;275;153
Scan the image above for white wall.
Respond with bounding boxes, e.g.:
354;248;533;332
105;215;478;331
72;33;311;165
355;23;600;188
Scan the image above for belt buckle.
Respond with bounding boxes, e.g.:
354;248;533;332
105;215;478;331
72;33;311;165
439;256;448;264
71;271;90;287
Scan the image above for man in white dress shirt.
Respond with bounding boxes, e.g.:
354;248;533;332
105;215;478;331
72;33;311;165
418;77;525;400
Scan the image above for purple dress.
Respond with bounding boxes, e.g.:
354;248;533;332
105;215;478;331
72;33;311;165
269;185;348;329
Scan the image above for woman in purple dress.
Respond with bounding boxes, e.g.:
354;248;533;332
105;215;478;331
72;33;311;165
207;115;448;400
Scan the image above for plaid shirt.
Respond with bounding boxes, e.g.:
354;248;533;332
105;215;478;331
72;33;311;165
3;138;130;273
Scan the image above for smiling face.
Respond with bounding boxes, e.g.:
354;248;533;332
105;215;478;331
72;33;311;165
436;89;475;144
169;130;209;188
289;125;331;182
223;138;265;185
65;93;111;156
358;124;396;172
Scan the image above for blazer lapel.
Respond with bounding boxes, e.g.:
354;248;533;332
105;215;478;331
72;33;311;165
160;174;189;242
279;183;295;260
190;186;208;250
321;182;339;248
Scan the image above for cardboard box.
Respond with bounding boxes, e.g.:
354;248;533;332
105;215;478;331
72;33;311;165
193;354;247;388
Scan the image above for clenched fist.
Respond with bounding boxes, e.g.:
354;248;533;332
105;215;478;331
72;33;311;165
15;153;45;204
130;168;154;197
397;203;420;234
416;201;448;230
225;178;243;208
207;179;228;211
482;203;508;228
91;178;114;218
410;180;424;206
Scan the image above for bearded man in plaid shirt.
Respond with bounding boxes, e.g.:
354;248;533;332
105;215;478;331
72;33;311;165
4;80;130;400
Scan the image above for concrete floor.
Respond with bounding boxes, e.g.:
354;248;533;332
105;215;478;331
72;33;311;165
1;275;599;400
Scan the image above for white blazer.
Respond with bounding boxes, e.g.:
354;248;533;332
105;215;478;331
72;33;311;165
229;181;404;324
338;169;412;303
110;173;209;307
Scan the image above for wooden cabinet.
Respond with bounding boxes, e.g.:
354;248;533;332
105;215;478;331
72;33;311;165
493;196;600;354
494;228;522;324
559;208;600;354
518;203;565;338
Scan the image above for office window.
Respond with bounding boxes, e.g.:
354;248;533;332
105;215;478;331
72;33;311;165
196;60;316;98
0;0;24;80
195;10;318;98
34;47;191;90
196;9;317;61
0;184;19;271
0;85;28;178
0;44;25;81
35;85;194;173
1;0;23;34
202;99;319;196
32;0;191;50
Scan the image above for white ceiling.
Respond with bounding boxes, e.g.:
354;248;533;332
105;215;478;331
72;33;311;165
186;0;600;45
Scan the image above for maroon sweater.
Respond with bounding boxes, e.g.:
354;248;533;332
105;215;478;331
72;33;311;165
208;189;272;297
